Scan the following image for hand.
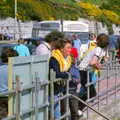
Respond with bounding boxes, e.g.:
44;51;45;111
76;88;80;93
95;63;103;69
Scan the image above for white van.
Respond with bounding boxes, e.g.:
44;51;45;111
32;20;89;43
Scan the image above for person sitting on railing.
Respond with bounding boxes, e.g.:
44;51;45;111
49;39;72;120
0;47;18;119
78;33;109;111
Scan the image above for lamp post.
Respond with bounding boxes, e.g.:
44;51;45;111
14;0;17;40
15;0;17;20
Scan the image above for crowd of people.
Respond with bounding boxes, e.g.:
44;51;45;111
0;30;120;120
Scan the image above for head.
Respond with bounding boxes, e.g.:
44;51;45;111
18;39;25;44
96;33;109;49
1;47;18;63
89;33;96;41
45;31;64;49
72;34;77;40
55;39;72;57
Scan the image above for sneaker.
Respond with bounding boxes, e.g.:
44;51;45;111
78;110;83;116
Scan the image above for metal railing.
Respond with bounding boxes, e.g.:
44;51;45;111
84;59;120;120
0;59;120;120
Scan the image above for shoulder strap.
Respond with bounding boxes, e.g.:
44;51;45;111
42;42;51;51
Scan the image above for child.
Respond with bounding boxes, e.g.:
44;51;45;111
69;47;82;120
70;47;81;93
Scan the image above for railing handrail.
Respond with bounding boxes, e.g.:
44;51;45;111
71;94;111;120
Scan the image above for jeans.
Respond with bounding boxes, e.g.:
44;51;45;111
54;95;61;119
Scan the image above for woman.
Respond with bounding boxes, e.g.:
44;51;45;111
78;33;109;111
49;39;72;119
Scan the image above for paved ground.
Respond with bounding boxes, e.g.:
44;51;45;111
87;62;120;120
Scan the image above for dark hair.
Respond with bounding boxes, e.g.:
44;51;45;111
18;39;24;44
45;31;64;43
55;39;72;49
1;47;18;63
97;33;109;48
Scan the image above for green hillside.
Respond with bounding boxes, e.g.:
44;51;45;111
0;0;82;21
81;0;120;16
0;0;120;33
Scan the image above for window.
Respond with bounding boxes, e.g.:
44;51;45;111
40;23;59;31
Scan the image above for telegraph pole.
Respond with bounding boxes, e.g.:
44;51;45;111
14;0;17;40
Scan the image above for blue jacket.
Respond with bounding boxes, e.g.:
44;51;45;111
14;44;30;56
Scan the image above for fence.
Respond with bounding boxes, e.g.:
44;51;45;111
0;55;120;120
1;55;49;120
84;59;120;120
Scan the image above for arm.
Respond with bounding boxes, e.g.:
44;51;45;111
90;56;102;69
25;47;30;56
49;57;69;79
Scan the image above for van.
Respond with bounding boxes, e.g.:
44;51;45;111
32;20;89;43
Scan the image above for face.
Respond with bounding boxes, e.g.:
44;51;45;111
61;43;72;57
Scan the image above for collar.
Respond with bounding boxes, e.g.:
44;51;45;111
42;41;51;51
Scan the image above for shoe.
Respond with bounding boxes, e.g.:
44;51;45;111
78;110;83;116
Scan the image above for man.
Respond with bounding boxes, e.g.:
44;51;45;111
35;31;64;57
72;34;81;57
14;39;30;56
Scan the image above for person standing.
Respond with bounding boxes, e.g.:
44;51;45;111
35;31;64;57
0;47;18;119
72;34;81;58
78;33;109;111
49;39;72;119
14;39;30;56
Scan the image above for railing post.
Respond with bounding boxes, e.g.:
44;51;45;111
106;64;109;108
114;59;117;103
45;79;49;120
34;72;39;120
50;69;55;120
87;68;90;119
66;74;70;120
97;73;100;111
15;75;21;120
